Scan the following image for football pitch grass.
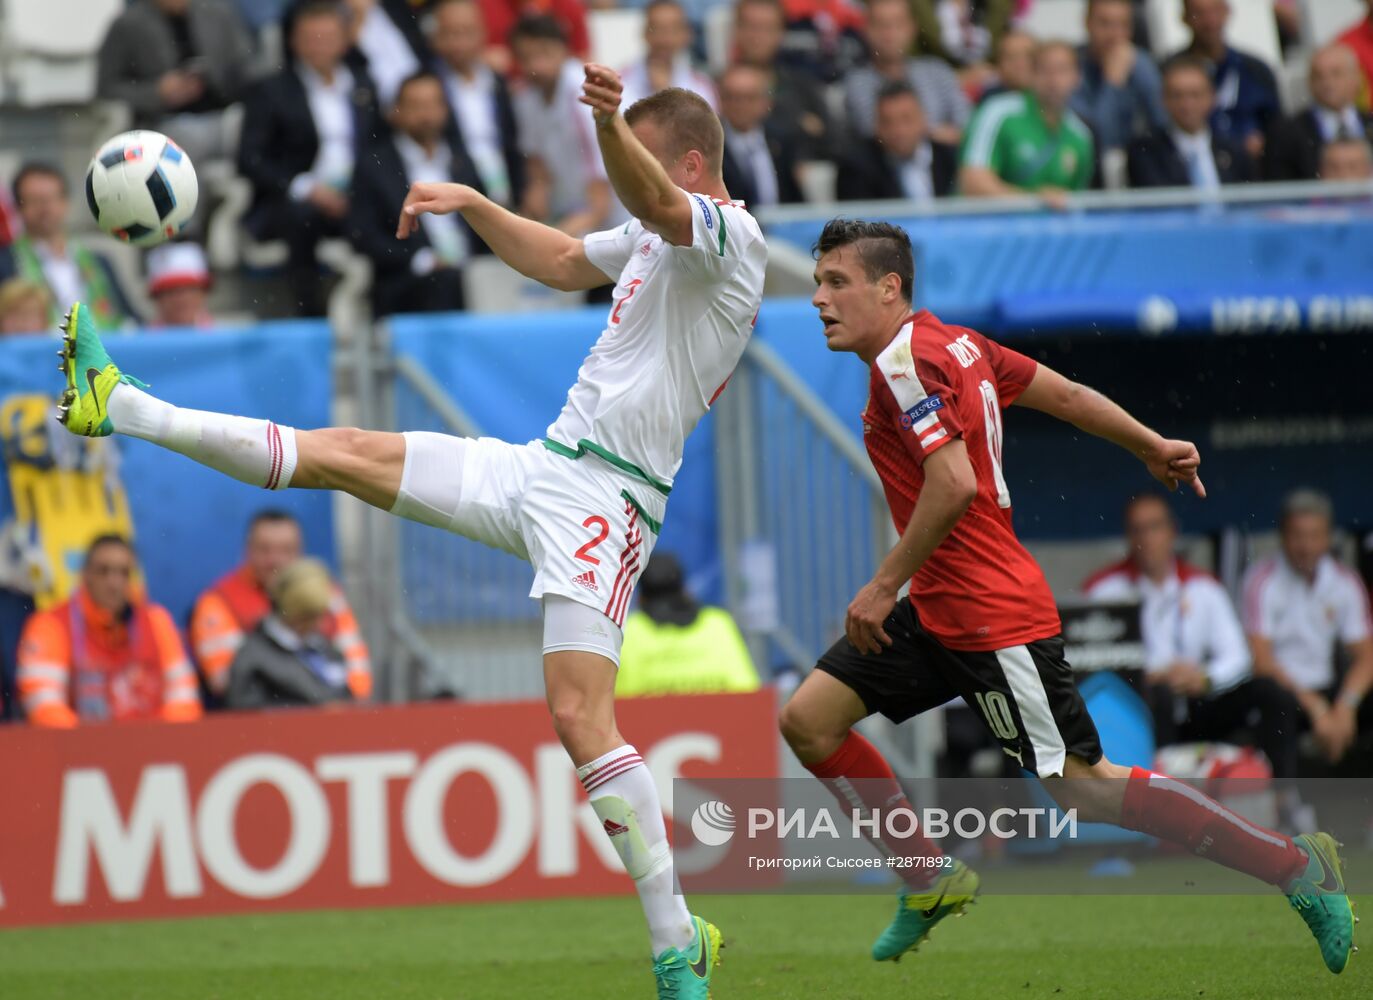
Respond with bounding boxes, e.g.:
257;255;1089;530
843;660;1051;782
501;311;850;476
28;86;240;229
3;879;1369;1000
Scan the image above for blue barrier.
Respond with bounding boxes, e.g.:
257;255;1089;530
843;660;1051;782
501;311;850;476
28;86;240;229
766;203;1373;333
0;323;336;620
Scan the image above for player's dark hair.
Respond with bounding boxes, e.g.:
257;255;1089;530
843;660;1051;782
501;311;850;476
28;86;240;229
1161;53;1214;86
395;69;444;105
624;88;724;177
876;80;922;109
12;162;67;205
812;218;915;303
84;533;135;565
510;14;567;45
1123;491;1176;526
1280;488;1334;529
248;508;301;538
1033;39;1077;69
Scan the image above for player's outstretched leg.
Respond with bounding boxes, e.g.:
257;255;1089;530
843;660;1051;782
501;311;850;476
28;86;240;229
1049;756;1356;974
544;621;720;998
780;671;978;962
56;301;403;510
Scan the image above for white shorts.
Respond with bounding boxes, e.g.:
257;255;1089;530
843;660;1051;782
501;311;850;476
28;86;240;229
390;434;666;632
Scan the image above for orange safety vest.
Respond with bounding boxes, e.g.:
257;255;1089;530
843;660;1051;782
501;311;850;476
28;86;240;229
190;565;372;698
17;588;202;727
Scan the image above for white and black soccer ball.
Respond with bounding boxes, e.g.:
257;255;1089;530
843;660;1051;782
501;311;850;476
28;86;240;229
85;130;198;247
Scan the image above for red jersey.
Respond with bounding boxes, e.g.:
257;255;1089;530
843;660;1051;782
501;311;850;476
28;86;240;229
863;311;1060;651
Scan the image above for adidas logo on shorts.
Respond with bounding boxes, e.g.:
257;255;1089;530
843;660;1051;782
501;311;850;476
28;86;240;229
571;570;599;593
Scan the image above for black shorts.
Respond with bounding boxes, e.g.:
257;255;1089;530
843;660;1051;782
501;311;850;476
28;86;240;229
815;600;1102;777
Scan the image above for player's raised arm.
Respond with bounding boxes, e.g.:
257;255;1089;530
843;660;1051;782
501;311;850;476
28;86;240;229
397;182;608;292
580;64;695;246
1013;363;1206;497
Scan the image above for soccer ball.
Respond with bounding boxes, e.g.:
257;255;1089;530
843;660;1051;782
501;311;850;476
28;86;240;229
85;130;198;247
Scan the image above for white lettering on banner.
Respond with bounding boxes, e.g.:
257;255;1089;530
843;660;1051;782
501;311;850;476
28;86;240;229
197;755;330;899
53;765;202;904
534;745;621;877
645;733;721;820
316;752;419;888
403;745;535;886
1211;297;1301;334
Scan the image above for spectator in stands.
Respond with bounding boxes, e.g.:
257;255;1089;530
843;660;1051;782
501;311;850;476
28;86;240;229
16;535;202;727
512;16;619;236
843;0;968;144
0;279;52;337
0;164;137;332
191;509;371;703
1266;45;1373;183
146;242;215;328
911;0;1013;82
1072;0;1166;155
237;0;381;317
226;558;359;709
1244;489;1373;767
1083;493;1302;780
959;41;1094;206
732;0;833;159
1127;55;1254;189
1339;0;1373;109
621;0;718;110
480;0;589;74
1174;0;1279;160
97;0;254;169
345;0;431;108
0;183;19;249
976;27;1034;105
718;64;803;206
351;72;475;315
430;0;526;210
838;82;957;202
778;0;867;84
1321;137;1373;181
617;553;759;696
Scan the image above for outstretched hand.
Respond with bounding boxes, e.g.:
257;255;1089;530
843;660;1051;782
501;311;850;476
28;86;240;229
580;63;623;125
396;181;476;239
1146;438;1207;498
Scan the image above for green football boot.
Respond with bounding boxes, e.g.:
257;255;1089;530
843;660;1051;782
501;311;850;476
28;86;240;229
1287;832;1358;974
872;859;980;962
651;914;723;999
54;301;145;437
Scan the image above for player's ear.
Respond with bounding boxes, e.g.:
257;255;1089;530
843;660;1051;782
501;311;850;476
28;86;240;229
881;272;902;304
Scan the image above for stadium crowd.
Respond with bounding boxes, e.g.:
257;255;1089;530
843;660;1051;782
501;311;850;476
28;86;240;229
0;0;1370;327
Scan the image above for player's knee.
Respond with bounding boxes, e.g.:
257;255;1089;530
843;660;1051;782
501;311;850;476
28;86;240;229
548;695;614;749
778;702;842;762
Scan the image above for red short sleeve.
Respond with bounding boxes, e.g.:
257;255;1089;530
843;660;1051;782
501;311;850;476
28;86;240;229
984;338;1038;406
872;346;963;467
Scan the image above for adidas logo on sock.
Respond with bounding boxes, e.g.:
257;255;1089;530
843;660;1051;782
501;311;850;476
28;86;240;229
572;570;599;593
603;818;630;836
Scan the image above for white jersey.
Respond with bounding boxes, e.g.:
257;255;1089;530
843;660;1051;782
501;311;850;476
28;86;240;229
1242;553;1373;691
547;193;767;492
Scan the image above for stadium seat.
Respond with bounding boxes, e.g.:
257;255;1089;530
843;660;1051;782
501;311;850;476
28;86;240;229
589;9;647;71
0;0;123;105
1145;0;1282;74
462;255;585;313
1018;0;1088;46
1304;0;1365;48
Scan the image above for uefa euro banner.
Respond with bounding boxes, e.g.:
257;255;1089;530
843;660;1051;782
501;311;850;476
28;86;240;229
0;693;777;927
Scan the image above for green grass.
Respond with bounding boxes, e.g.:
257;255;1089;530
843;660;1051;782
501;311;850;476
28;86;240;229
0;888;1366;999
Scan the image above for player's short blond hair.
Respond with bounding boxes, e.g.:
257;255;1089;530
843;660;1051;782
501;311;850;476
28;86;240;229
271;558;334;621
624;88;724;178
0;278;50;322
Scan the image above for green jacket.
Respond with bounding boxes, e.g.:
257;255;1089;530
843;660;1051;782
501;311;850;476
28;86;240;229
617;607;760;697
960;91;1095;191
8;236;132;331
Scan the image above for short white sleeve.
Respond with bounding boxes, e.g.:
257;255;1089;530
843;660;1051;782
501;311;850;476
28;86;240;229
668;192;752;283
1242;562;1280;638
1335;570;1373;645
583;221;641;280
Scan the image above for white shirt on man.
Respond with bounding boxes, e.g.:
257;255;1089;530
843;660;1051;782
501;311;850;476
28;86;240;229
393;134;470;274
723;125;778;206
1171;128;1220;190
290;64;356;200
1315;105;1364;142
1243;553;1373;691
895;143;936;203
441;64;512;206
1084;558;1251;694
619;54;718;111
32;241;83;316
356;3;419;108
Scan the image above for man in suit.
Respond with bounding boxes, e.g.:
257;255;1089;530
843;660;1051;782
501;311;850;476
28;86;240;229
1128;55;1254;189
237;0;381;316
718;64;802;207
1174;0;1280;161
838;82;956;202
1266;45;1373;182
429;0;525;210
96;0;254;168
347;0;432;108
350;72;475;316
732;0;833;160
1322;137;1373;181
620;0;717;111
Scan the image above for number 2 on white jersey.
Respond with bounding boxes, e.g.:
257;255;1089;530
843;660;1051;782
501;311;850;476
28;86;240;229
978;379;1011;509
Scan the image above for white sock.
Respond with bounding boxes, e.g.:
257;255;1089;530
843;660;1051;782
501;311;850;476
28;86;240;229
108;383;298;490
578;745;694;957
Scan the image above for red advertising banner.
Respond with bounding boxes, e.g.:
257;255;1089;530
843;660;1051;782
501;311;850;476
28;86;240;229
0;692;778;927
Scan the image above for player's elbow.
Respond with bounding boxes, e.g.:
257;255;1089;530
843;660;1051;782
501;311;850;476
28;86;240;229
933;462;978;512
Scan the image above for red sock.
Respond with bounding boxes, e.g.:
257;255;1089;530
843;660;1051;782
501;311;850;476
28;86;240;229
1120;766;1305;887
806;731;942;890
